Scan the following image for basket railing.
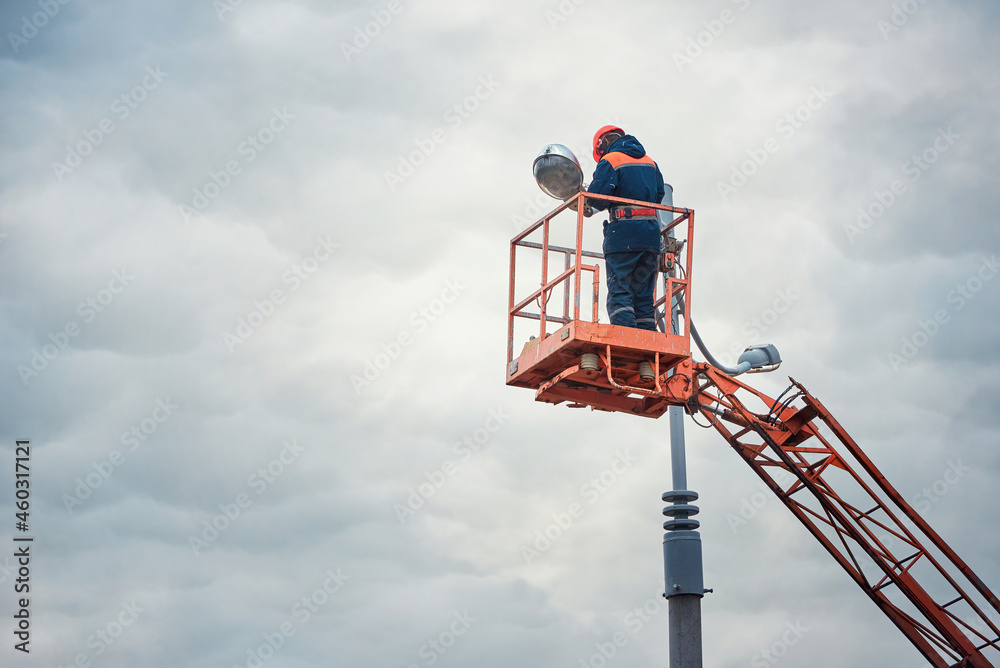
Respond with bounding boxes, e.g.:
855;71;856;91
507;190;695;366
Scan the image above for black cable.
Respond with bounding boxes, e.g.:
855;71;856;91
769;385;793;418
689;409;715;429
767;386;795;424
689;390;722;429
769;390;803;425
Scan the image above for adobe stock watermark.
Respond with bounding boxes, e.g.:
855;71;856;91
350;278;466;393
215;0;245;21
383;76;501;191
844;126;960;243
577;589;668;668
509;129;626;233
394;408;511;523
509;139;595;233
61;397;179;513
751;620;809;667
577;630;630;668
178;106;295;222
911;459;971;515
341;0;406;62
520;449;638;564
16;268;134;386
56;600;145;668
716;286;799;368
544;0;590;31
188;439;305;555
877;0;931;40
672;0;752;72
51;65;168;181
717;84;834;201
726;469;797;534
7;0;72;54
406;611;476;668
859;459;972;582
510;190;559;234
886;255;998;371
223;235;339;352
233;567;350;668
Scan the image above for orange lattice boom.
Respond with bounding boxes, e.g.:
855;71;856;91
506;192;1000;667
693;369;1000;668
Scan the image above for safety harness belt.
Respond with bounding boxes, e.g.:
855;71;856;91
611;207;657;220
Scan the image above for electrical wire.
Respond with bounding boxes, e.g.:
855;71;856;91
767;384;802;425
774;392;803;421
689;383;722;429
689;408;715;429
767;386;794;423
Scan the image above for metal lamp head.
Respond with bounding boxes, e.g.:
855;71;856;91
532;144;583;200
738;343;782;374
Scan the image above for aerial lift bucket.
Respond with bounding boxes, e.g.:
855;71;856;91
506;188;696;418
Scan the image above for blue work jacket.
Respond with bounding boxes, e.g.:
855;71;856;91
588;135;665;254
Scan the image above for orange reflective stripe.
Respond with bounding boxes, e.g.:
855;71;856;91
601;151;657;169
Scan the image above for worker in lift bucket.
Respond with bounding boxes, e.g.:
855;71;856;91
585;126;665;332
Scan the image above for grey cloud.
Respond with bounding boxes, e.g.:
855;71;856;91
2;1;999;667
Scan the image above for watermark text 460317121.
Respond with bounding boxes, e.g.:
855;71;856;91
13;440;33;653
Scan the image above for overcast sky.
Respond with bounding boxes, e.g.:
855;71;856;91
2;1;999;667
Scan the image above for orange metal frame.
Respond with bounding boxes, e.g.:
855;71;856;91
694;368;1000;668
506;191;1000;666
506;190;695;418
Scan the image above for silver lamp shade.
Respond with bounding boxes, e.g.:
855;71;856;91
532;144;583;200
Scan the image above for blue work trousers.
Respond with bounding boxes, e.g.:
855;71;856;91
605;251;659;330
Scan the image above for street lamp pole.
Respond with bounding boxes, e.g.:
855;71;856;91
660;183;704;668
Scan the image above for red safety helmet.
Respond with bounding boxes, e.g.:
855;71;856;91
592;125;624;162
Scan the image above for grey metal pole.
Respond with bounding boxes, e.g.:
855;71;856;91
659;184;704;668
669;406;688;492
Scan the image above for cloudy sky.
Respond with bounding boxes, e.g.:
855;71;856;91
2;0;999;666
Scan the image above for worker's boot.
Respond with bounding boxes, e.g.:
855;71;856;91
639;361;654;380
